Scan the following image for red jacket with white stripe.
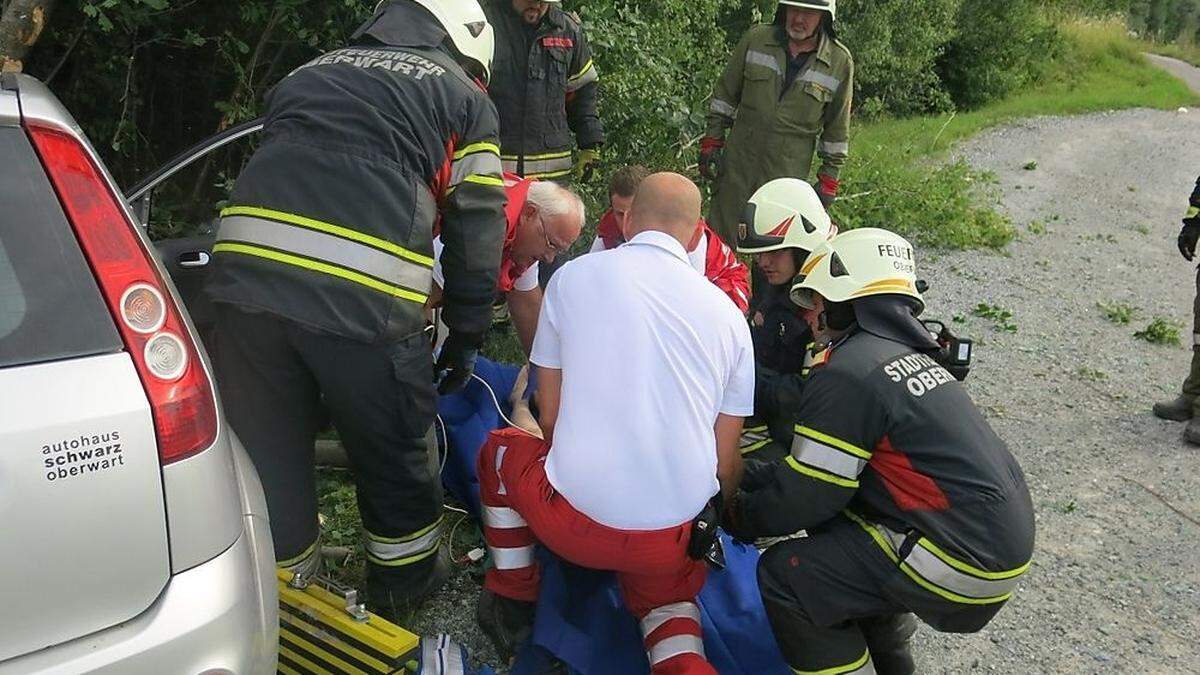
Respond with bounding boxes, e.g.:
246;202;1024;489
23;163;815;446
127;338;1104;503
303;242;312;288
593;209;750;314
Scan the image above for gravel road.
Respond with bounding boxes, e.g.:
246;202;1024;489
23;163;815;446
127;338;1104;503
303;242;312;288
407;56;1200;674
911;55;1200;673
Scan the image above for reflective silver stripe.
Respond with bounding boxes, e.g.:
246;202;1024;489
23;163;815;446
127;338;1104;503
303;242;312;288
501;154;573;176
483;505;527;529
647;634;705;666
904;542;1023;600
365;523;442;564
746;50;782;76
495;444;509;496
566;61;598;92
870;519;1026;602
218;215;432;294
740;428;770;447
709;98;737;118
640;601;702;638
790;436;866;481
450;152;502;189
490;545;536;570
820;140;850;155
799;70;842;91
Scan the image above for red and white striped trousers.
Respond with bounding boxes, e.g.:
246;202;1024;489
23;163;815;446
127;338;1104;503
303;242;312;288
477;428;714;675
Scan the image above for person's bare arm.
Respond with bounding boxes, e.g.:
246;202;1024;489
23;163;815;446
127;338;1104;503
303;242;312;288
506;365;543;438
715;413;745;501
508;286;543;356
535;365;562;443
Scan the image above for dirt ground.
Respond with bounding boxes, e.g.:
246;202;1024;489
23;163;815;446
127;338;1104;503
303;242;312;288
407;56;1200;674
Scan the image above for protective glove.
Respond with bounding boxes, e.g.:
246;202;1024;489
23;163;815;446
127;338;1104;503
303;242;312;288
433;331;484;395
698;137;724;181
720;491;756;545
1179;212;1200;261
740;457;778;492
815;174;839;211
573;147;600;183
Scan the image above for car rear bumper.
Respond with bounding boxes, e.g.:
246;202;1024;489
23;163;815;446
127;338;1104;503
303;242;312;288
0;514;278;675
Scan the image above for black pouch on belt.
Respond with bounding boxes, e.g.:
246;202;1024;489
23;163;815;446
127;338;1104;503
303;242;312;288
688;493;726;569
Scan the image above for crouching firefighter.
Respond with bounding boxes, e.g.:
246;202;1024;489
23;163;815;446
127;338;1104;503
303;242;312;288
204;0;506;618
724;228;1035;674
736;178;835;460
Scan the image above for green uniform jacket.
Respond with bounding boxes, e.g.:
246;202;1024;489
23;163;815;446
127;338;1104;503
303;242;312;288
706;26;853;245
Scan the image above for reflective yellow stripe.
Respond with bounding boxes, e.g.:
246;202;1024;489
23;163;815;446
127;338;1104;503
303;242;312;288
919;537;1030;580
522;168;572;179
843;510;899;563
453;141;500;159
277;539;320;569
213;243;428;304
1187;206;1200;219
740;439;772;455
792;647;871;674
366;517;443;544
569;58;594;82
795;425;871;460
500;150;573;161
220;205;433;267
464;174;504;187
785;455;858;489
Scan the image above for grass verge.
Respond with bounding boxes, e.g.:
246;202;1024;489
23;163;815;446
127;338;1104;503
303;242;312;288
833;19;1198;250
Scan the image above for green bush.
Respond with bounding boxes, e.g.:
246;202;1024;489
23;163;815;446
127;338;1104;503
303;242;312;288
838;0;961;116
939;0;1063;109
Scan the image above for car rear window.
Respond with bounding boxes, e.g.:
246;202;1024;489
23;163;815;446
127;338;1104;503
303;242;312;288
0;126;121;368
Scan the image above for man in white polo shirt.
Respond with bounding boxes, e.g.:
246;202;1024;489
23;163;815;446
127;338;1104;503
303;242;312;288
475;173;754;674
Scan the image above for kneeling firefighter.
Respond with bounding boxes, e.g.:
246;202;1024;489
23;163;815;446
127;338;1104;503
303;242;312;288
736;178;835;459
724;228;1035;674
205;0;506;619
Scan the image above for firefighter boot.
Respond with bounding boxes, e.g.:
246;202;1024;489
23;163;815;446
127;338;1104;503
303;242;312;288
476;589;536;663
1185;417;1200;445
1160;346;1200;421
366;546;451;623
858;613;918;675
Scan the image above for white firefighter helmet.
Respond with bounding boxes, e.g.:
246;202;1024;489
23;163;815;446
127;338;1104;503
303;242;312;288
737;178;834;254
778;0;836;21
374;0;495;84
790;227;924;311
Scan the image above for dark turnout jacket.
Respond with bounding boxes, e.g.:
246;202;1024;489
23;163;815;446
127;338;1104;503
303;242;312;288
207;7;506;342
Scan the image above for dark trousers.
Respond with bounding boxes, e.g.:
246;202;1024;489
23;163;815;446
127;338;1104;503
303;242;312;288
1181;267;1200;404
757;515;1003;675
212;304;442;587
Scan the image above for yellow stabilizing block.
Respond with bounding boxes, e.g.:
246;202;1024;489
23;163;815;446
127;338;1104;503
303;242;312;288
276;569;420;674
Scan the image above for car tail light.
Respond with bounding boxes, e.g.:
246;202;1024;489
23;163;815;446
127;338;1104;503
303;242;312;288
25;122;217;463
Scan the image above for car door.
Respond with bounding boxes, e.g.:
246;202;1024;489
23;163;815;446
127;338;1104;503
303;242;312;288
125;118;263;348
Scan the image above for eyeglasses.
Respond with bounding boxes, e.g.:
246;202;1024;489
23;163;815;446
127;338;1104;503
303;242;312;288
536;213;565;255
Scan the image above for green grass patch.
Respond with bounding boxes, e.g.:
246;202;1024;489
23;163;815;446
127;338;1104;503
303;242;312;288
832;19;1197;250
1134;317;1184;346
972;302;1018;333
1097;300;1137;325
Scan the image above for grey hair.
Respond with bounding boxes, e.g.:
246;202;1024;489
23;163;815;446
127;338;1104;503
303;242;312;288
525;181;585;226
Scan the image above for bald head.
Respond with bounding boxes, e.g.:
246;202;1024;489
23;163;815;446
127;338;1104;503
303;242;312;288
627;173;702;247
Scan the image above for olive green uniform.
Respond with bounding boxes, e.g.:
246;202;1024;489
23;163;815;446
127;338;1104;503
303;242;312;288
705;25;853;245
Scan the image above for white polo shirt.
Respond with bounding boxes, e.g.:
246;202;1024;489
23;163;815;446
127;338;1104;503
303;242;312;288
530;230;755;530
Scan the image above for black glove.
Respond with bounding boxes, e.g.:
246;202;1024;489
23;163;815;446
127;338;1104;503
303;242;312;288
687;494;723;562
433;331;483;395
1179;219;1200;261
740;457;778;492
720;491;756;545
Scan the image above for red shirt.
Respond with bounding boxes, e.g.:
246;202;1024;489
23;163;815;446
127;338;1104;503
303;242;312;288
498;173;536;293
593;209;750;314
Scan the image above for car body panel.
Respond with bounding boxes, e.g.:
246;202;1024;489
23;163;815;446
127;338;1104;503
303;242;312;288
0;353;169;662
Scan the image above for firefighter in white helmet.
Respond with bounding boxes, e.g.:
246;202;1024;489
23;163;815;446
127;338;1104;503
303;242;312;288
206;0;505;619
702;0;852;246
725;228;1035;674
736;178;835;459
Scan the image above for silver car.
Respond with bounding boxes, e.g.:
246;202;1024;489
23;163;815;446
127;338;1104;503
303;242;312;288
0;74;277;673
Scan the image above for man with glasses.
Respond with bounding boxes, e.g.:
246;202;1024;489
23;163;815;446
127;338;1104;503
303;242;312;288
430;174;584;355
